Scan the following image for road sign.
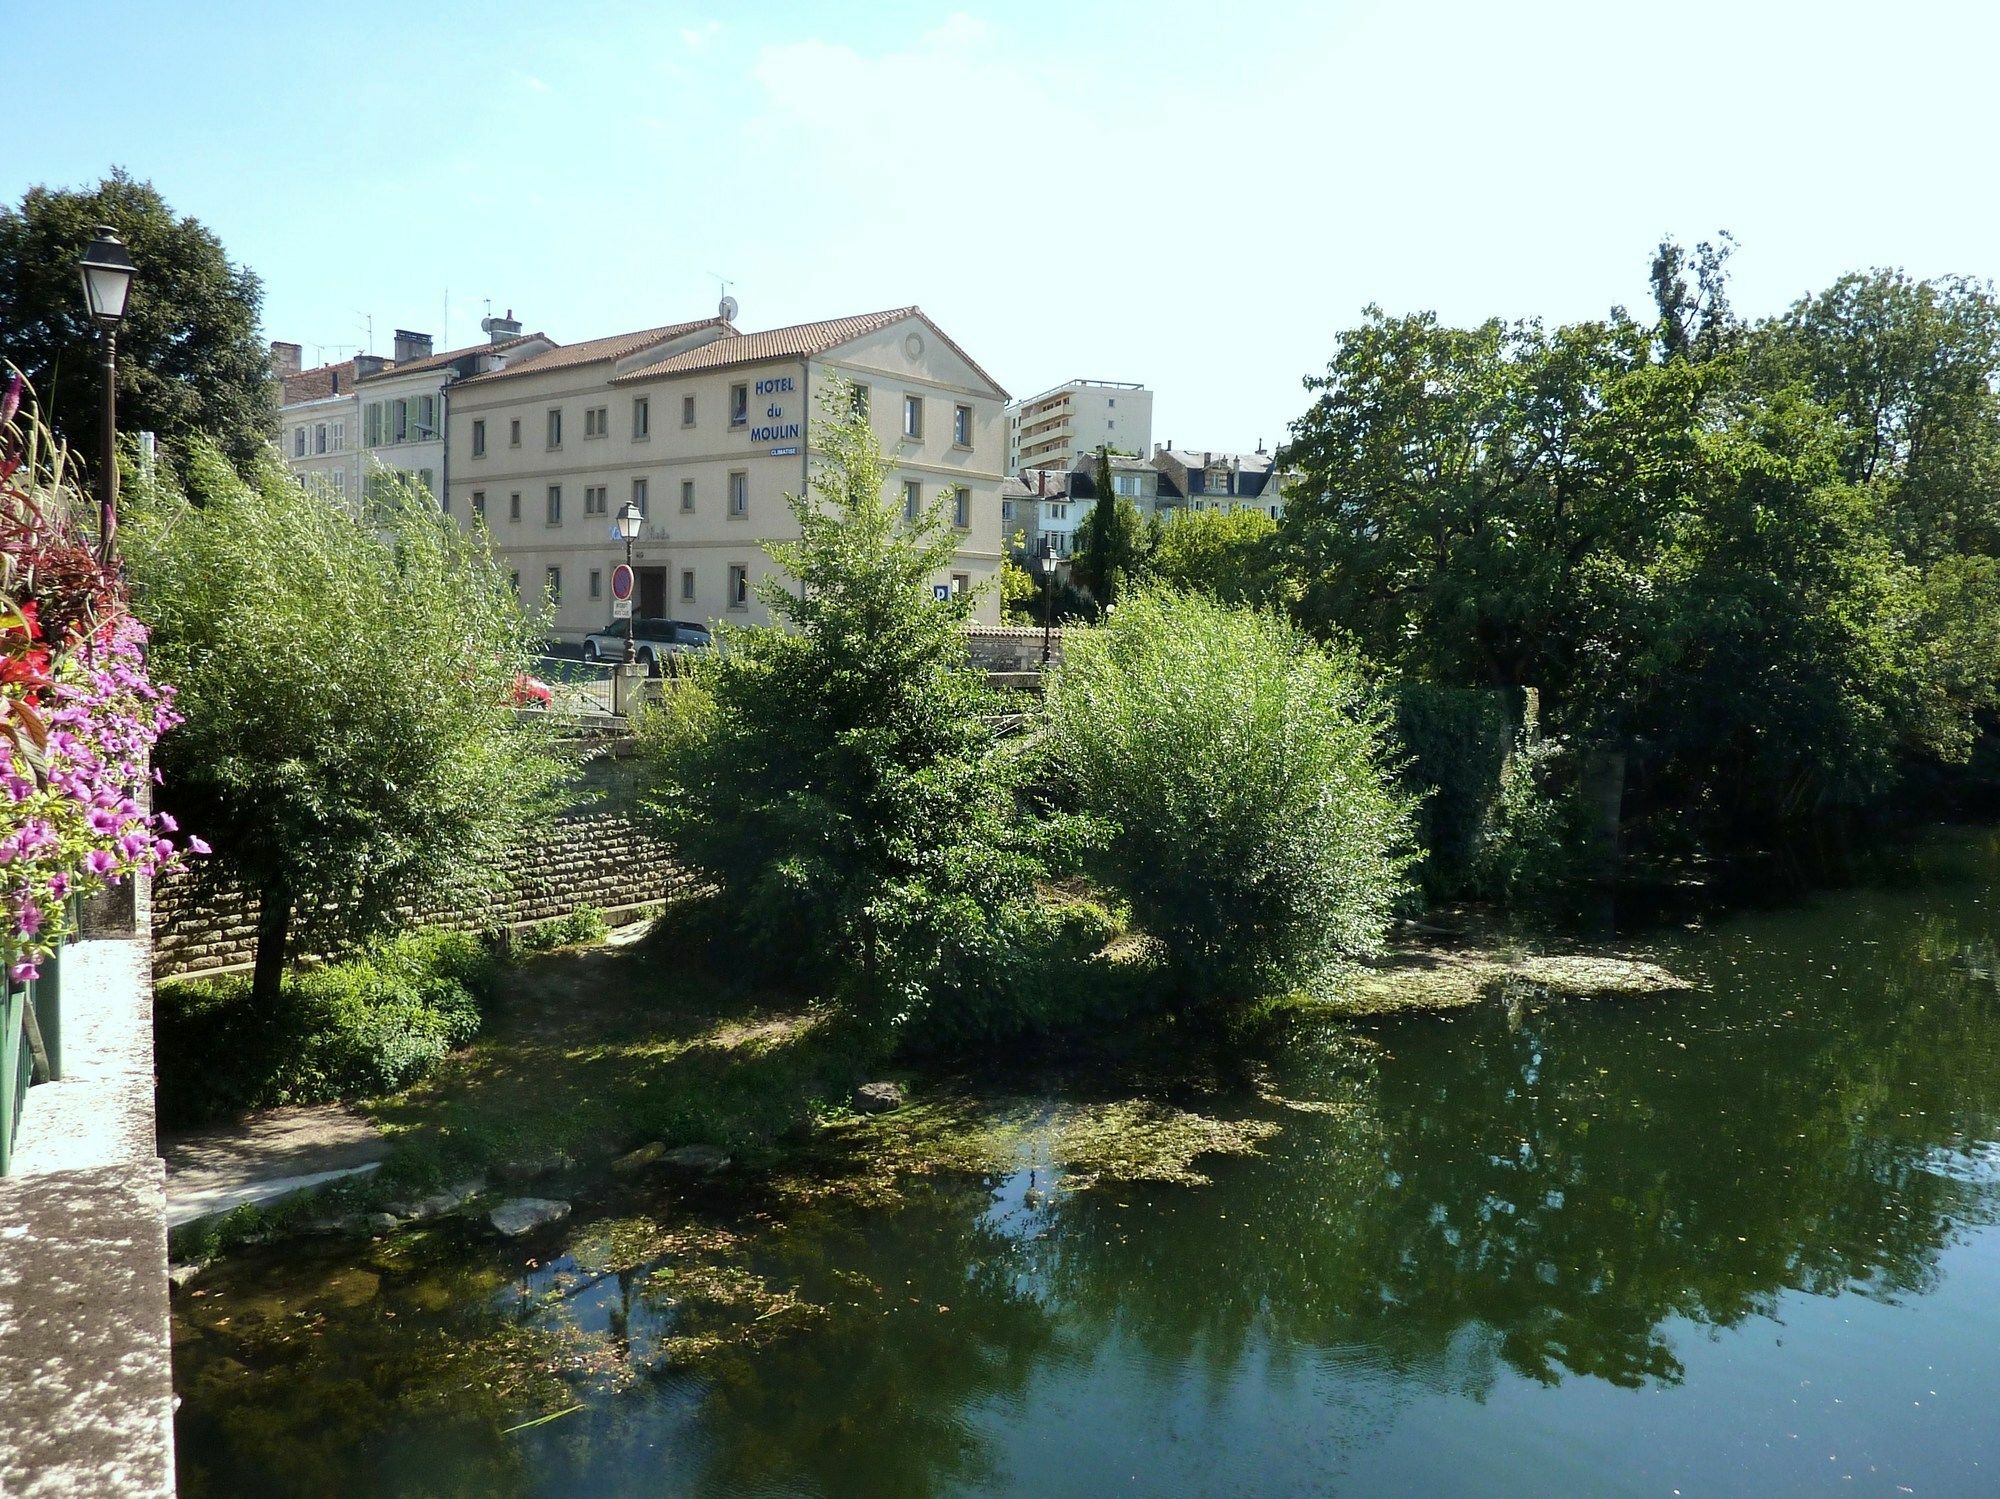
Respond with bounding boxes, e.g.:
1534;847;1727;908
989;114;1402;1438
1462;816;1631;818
612;597;633;620
932;584;951;602
611;564;634;602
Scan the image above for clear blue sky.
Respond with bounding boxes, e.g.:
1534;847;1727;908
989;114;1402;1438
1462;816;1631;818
10;0;1999;453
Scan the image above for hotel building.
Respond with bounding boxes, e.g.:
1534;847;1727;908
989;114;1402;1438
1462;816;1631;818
1006;378;1152;472
445;306;1009;635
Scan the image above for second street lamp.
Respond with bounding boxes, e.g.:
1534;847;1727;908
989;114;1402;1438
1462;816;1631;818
614;499;644;665
78;226;137;564
1038;535;1057;670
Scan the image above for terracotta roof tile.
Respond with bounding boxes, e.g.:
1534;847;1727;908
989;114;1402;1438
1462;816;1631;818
616;307;1009;399
280;358;365;406
458;319;731;385
354;332;548;381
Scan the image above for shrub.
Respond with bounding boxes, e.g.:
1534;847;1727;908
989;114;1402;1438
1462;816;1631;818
1393;684;1522;898
155;929;497;1126
1468;712;1593;901
1044;589;1415;1007
516;906;610;953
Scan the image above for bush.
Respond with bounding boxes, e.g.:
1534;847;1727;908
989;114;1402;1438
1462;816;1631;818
1044;590;1415;1007
515;906;610;953
155;929;497;1126
1468;713;1593;901
1393;684;1522;898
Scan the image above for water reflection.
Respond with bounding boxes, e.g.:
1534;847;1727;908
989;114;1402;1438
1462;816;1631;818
176;828;2000;1497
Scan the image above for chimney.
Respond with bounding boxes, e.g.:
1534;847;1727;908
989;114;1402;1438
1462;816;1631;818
392;329;433;363
354;354;389;379
1256;436;1267;456
270;340;302;379
481;307;523;344
1203;450;1212;467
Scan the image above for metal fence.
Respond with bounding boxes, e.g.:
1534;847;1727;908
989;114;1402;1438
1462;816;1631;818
0;922;64;1177
529;656;616;716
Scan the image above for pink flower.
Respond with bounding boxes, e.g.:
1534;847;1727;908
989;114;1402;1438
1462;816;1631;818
187;835;211;856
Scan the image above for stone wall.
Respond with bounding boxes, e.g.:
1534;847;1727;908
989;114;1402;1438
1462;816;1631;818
154;812;698;980
966;624;1066;672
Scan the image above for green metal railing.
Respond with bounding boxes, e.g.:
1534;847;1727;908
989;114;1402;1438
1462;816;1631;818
0;916;67;1177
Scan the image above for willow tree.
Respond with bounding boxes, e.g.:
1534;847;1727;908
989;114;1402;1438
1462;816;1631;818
123;447;564;1004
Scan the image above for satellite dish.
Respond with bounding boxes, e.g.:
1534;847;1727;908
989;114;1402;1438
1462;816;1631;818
718;295;739;323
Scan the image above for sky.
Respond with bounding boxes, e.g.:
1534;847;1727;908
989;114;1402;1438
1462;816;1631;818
9;0;2000;453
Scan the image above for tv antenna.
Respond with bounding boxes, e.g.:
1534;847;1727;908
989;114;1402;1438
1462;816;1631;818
709;271;737;323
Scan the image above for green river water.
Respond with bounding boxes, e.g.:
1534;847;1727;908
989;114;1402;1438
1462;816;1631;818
173;825;2000;1496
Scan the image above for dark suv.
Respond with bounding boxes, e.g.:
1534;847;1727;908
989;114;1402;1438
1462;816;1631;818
581;618;712;674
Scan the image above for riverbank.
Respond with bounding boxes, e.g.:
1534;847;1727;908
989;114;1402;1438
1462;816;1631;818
165;906;1695;1267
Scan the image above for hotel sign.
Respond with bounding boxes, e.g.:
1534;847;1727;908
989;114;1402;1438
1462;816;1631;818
749;375;801;444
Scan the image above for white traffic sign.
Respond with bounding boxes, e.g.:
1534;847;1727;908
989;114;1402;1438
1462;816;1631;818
612;597;633;619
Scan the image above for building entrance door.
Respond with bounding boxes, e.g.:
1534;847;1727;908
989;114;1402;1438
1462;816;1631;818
638;566;668;618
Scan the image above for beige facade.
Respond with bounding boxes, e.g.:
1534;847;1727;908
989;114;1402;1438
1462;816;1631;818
271;343;361;508
446;308;1008;638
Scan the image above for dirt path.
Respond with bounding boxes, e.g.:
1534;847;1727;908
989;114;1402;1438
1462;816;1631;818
161;1103;389;1228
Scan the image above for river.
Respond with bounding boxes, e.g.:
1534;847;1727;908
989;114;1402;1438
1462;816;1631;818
172;824;2000;1496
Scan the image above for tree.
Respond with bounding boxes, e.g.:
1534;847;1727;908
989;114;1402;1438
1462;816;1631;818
1073;446;1148;610
1146;507;1280;605
1044;590;1413;1006
643;380;1060;1034
1650;231;1738;363
123;446;563;1005
0;170;275;469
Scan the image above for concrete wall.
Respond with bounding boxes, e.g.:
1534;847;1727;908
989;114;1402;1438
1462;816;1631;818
153;812;698;980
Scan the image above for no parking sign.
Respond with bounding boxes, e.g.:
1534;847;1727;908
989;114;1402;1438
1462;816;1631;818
612;563;634;619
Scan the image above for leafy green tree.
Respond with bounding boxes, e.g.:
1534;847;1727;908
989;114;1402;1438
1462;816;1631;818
0;170;275;468
643;381;1062;1035
1146;507;1280;604
1073;446;1148;610
1044;590;1413;1007
123;446;563;1006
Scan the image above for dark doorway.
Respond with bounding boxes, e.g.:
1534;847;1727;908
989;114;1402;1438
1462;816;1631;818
638;566;667;618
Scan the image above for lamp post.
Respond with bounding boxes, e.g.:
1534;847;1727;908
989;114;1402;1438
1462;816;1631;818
1038;534;1057;670
614;499;644;664
78;226;137;565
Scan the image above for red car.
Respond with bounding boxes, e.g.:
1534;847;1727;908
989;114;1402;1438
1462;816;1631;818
510;673;552;709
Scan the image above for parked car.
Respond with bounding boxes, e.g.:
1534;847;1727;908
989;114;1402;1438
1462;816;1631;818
580;618;712;675
509;672;552;709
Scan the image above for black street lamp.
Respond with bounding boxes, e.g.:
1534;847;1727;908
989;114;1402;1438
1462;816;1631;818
614;499;644;664
1038;534;1057;670
77;227;137;565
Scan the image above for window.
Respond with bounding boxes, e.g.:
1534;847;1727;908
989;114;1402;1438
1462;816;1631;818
546;408;563;448
1001;499;1014;522
953;404;972;447
327;468;345;499
904;480;922;521
584;405;608;438
632;397;650;438
508;418;521;448
681;394;695;427
509;491;522;522
415;395;435;438
364;402;385;447
851;384;870;417
472;419;486;457
680;479;695;513
472;490;486;518
1107;397;1116;407
314;423;328;455
903;394;923;439
293;427;307;458
510;570;520;595
392;399;408;443
417;468;435;496
589;569;602;599
729;383;748;426
953;487;970;528
330;420;345;452
584;485;607;515
951;573;969;596
728;565;749;609
680;568;695;601
1107;419;1116;431
546;566;562;604
546;485;563;524
631;477;648;516
728;471;748;517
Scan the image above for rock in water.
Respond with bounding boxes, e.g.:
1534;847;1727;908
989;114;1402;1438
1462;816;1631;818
613;1142;667;1173
853;1082;904;1114
660;1144;731;1173
488;1198;571;1237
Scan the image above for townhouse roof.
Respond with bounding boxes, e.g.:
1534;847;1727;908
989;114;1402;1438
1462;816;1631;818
280;359;366;406
355;332;549;382
1157;447;1275;474
616;307;1010;399
457;318;735;385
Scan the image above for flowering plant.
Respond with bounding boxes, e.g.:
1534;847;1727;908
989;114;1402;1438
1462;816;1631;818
2;375;195;982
